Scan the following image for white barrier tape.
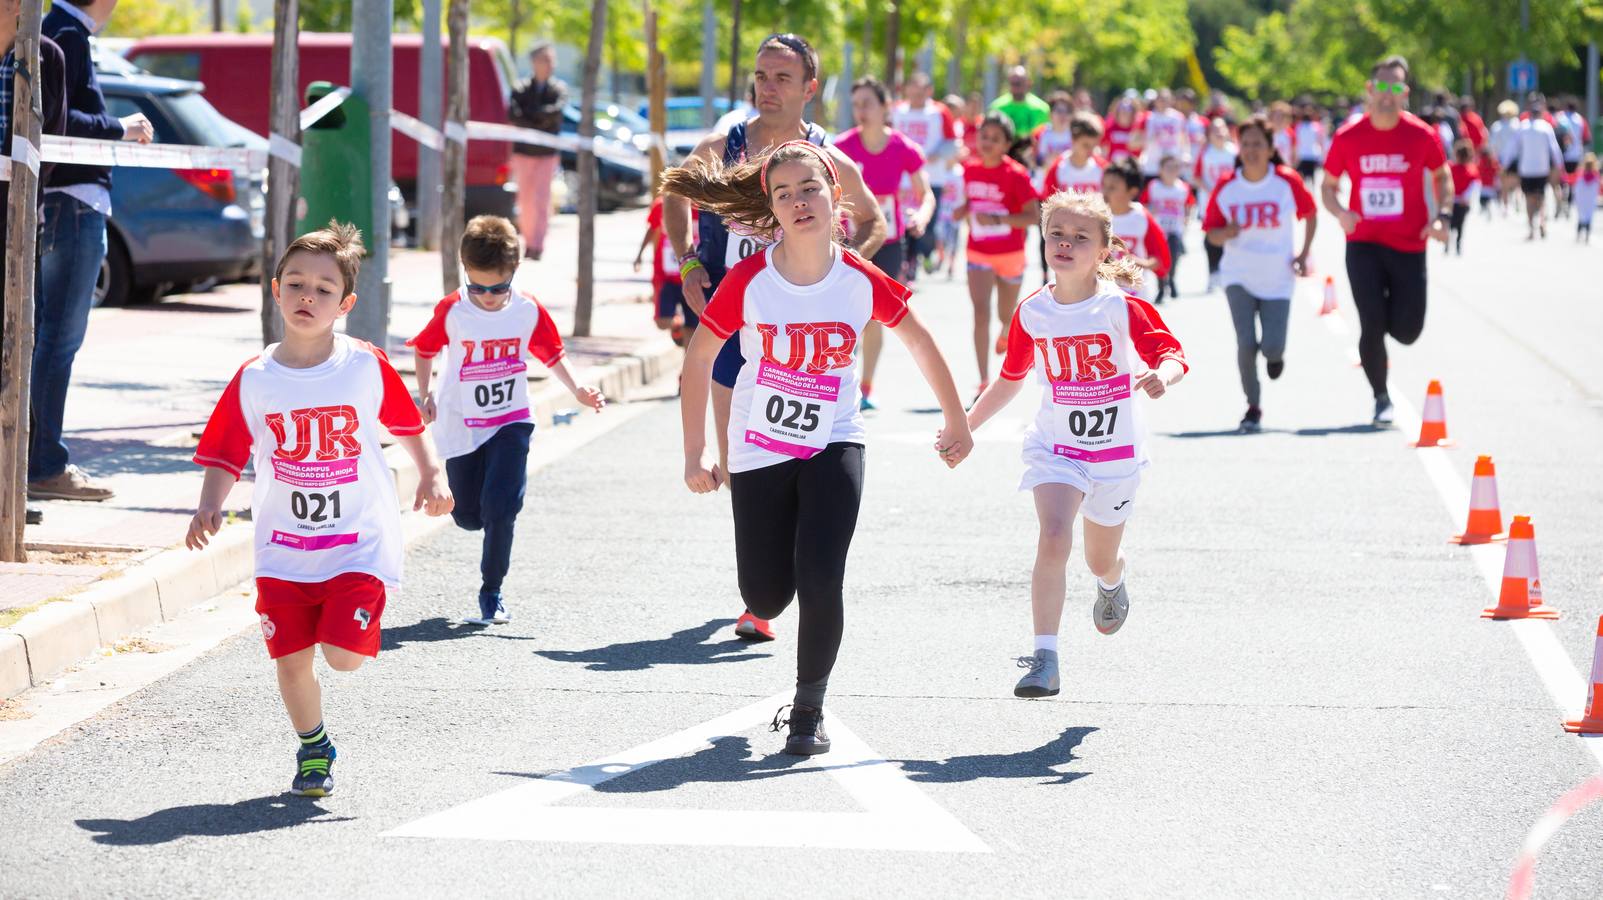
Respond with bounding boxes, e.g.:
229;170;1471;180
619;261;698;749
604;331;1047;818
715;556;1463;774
464;120;648;169
388;109;444;152
38;135;266;171
298;87;351;132
12;135;40;177
444;120;467;145
268;132;302;168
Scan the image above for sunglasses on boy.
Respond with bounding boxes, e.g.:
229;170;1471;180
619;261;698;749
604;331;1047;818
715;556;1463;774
1372;81;1409;95
465;277;514;296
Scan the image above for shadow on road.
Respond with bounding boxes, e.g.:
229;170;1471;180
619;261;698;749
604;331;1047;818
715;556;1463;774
896;725;1097;786
1163;423;1383;439
76;794;353;845
381;616;538;652
533;618;771;672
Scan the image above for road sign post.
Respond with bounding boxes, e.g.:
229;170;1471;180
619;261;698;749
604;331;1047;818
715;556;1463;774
1508;60;1538;96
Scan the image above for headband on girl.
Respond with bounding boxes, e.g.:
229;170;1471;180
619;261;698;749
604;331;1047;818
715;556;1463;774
759;141;839;195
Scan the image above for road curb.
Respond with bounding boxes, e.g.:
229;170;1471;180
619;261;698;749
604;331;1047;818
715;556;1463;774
0;337;680;703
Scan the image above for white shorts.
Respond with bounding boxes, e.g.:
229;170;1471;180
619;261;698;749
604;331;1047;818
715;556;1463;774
1018;442;1142;527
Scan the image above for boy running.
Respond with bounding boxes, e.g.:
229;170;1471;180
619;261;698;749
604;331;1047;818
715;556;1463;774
409;216;606;625
187;222;454;797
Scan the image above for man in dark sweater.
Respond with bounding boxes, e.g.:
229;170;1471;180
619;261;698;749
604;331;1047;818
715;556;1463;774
506;42;566;260
0;0;68;526
27;0;150;502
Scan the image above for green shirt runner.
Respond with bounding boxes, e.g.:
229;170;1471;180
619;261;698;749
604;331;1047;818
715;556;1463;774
990;92;1051;137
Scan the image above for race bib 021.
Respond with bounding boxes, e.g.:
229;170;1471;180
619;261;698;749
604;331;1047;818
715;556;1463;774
268;456;360;551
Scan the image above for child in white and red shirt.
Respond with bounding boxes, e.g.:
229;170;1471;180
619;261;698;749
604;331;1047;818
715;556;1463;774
1140;155;1195;301
1040;112;1108;199
1101;158;1171;305
408;216;605;626
662;139;971;756
187;222;454;798
635;197;699;343
959;190;1186;700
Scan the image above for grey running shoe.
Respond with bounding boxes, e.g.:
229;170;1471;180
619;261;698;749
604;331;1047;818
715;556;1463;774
1094;580;1130;635
1372;396;1395;428
1013;650;1061;698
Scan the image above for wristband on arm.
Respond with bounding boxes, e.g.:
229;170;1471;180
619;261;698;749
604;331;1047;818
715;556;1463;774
680;257;704;279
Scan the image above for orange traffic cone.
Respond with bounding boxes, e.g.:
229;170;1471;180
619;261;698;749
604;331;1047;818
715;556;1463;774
1318;276;1338;315
1480;517;1558;619
1409;380;1454;447
1450;456;1506;544
1563;617;1603;733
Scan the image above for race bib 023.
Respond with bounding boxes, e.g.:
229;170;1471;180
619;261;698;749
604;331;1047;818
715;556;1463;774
1359;176;1405;221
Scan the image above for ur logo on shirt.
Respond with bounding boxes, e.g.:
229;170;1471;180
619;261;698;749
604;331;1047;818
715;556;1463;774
1226;201;1282;229
1357;154;1410;174
460;337;523;362
757;322;857;374
1035;334;1117;382
266;405;362;461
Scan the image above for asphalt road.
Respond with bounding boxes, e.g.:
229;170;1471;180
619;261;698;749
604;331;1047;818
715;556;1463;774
2;199;1601;898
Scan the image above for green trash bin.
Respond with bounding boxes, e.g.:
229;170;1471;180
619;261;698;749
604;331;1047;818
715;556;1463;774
296;81;372;242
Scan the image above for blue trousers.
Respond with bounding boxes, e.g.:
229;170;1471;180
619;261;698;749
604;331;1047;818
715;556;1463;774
445;422;532;597
29;193;107;481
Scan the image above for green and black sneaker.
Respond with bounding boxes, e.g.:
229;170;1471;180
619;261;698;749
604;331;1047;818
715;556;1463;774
291;742;337;797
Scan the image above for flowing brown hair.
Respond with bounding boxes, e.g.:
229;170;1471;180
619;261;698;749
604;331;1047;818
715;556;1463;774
659;141;851;242
1038;190;1146;287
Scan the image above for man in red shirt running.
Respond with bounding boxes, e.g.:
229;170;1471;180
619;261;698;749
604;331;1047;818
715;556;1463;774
1321;54;1452;426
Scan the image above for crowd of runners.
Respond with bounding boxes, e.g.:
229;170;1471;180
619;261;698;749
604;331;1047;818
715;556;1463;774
182;31;1597;795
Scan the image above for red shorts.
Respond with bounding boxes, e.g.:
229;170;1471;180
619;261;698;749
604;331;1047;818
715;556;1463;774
254;572;387;659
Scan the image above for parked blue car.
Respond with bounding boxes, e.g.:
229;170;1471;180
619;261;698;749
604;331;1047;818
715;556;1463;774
92;54;263;305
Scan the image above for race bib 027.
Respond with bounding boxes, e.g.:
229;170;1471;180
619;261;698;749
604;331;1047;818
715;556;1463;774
1051;374;1136;469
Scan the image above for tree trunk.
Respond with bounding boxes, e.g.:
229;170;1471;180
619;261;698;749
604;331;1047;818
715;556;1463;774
575;0;607;338
645;1;667;189
0;0;43;562
261;0;298;347
440;0;469;296
727;0;742;106
882;0;899;87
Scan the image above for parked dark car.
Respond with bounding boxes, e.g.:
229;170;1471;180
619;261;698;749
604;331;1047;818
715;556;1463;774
93;55;264;305
555;104;649;211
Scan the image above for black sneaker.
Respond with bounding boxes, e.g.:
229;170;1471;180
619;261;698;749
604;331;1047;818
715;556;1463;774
1238;406;1262;434
771;704;831;756
1266;359;1284;380
292;742;336;797
1372;396;1395;428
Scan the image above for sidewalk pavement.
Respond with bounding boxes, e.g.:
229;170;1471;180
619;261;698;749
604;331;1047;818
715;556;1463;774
1;206;679;701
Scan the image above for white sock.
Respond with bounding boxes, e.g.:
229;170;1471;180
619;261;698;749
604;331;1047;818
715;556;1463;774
1033;634;1058;654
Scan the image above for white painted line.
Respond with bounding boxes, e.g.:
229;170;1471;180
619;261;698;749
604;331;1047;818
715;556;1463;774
1315;284;1603;769
383;692;989;853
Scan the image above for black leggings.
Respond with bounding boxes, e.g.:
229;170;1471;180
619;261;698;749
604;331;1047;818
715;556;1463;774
1449;203;1469;253
1205;239;1224;275
1344;241;1427;399
729;443;865;709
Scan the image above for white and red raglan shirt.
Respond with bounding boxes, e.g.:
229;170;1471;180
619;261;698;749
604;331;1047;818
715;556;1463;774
406;288;566;460
1140;178;1196;235
999;280;1187;481
1109;203;1171;302
1041;151;1108;198
892;99;961;189
1194;141;1239;196
1201;164;1316;301
193;335;425;587
700;244;911;474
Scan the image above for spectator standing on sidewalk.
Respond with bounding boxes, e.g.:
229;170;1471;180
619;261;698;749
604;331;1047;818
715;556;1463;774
507;42;567;261
28;0;151;503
